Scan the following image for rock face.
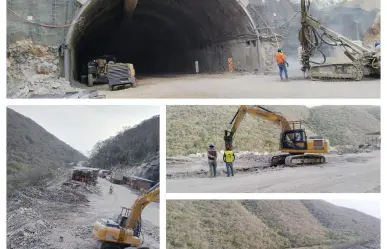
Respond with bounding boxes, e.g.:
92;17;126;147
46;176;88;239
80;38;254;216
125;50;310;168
247;0;380;67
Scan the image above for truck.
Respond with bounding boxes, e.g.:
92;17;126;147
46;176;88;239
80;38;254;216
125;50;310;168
110;172;124;184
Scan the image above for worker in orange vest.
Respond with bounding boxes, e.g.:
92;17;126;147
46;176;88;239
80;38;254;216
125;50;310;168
275;48;289;81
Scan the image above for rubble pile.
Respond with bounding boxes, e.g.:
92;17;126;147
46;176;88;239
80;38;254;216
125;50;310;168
329;144;380;155
7;39;80;98
7;185;90;249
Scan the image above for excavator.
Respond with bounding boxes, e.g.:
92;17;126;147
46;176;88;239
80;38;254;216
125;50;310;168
299;0;380;81
224;105;329;167
92;182;159;249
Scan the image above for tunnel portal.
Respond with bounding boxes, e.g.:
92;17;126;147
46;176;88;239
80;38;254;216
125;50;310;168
65;0;261;81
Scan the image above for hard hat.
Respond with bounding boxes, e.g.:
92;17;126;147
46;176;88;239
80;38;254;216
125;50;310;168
277;48;283;52
209;144;215;148
375;41;380;47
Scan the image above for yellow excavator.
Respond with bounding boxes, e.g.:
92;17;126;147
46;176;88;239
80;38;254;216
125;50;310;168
92;182;159;249
224;105;329;166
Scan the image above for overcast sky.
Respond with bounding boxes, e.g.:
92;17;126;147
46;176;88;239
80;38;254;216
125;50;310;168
325;199;380;218
8;105;160;156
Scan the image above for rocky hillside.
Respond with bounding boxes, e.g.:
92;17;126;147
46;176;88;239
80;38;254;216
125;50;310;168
7;108;87;191
88;115;160;182
166;105;380;156
167;200;380;249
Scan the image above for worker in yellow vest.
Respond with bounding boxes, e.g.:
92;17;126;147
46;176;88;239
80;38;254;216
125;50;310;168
223;145;235;177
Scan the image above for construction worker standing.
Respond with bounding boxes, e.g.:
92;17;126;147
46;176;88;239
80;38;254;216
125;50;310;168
223;146;235;177
207;144;217;178
275;48;289;81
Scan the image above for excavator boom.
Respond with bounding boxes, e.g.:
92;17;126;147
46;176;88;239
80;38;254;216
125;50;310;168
299;0;380;81
225;105;290;149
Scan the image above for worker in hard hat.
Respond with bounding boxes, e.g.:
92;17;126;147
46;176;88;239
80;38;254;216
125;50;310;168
375;41;380;53
223;145;235;177
275;48;289;81
207;144;218;178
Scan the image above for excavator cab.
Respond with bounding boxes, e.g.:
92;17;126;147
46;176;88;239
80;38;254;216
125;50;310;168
117;207;131;227
280;129;307;151
280;121;307;151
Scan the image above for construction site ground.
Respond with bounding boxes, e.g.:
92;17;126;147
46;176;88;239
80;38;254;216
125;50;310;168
166;150;380;193
7;178;159;249
73;73;380;99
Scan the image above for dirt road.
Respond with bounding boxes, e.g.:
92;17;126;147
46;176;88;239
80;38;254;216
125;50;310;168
7;178;160;249
166;151;380;193
76;74;380;98
48;178;159;249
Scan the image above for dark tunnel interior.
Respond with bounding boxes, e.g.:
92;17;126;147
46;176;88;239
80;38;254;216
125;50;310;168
69;0;255;80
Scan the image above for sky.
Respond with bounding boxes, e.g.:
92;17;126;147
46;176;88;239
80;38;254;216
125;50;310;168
325;199;380;218
8;105;160;156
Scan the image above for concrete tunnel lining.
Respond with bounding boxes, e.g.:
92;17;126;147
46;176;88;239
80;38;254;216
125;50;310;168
65;0;262;81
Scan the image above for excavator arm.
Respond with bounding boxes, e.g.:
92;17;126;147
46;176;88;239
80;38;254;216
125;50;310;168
224;105;291;149
299;0;380;80
126;183;159;231
93;183;159;248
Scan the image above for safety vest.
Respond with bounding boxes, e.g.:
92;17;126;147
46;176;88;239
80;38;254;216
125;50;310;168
275;52;285;64
224;150;234;163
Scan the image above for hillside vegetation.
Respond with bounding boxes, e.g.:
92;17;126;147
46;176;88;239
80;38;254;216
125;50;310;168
7;108;87;191
88;115;160;181
166;105;380;156
167;200;380;249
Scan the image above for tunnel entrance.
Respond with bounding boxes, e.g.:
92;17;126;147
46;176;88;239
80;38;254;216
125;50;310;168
65;0;261;81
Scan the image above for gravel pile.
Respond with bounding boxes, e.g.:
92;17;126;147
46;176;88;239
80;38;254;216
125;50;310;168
7;39;81;98
7;184;91;249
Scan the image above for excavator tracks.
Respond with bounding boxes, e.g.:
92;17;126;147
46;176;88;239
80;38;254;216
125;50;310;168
309;63;364;81
270;154;326;167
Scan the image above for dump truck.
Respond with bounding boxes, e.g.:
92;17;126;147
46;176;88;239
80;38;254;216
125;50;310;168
110;172;124;184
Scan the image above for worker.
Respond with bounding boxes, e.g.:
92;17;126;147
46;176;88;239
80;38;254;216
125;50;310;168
375;41;380;52
207;144;218;178
275;48;289;81
223;146;235;177
109;185;113;194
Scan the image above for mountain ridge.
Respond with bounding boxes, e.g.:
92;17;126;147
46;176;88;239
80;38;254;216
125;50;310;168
167;200;380;249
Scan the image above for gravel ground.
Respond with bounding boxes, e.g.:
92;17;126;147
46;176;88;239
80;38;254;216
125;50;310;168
98;73;380;99
166;149;380;193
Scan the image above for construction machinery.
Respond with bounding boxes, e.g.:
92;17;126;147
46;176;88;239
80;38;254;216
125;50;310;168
224;105;329;167
84;55;117;87
82;55;137;90
92;182;159;249
107;63;137;91
299;0;380;81
110;172;124;184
